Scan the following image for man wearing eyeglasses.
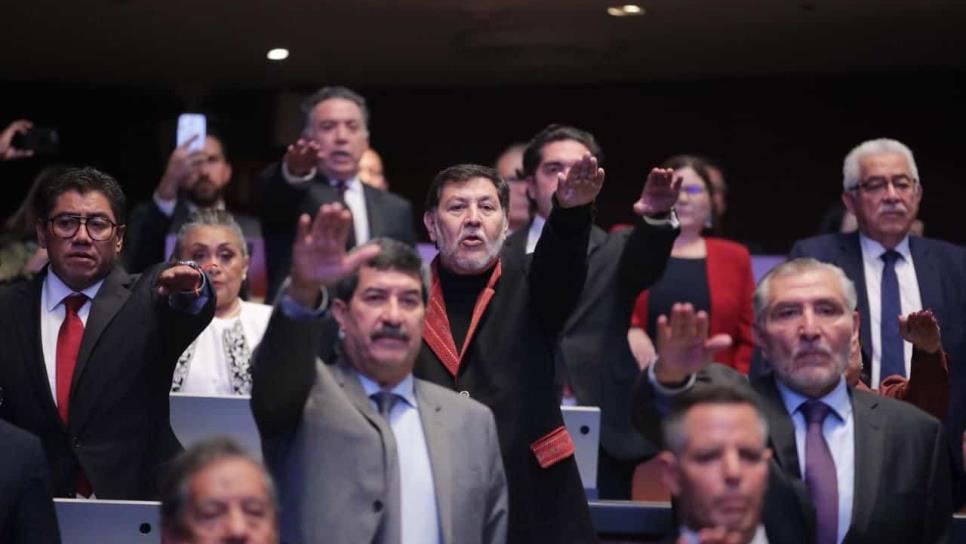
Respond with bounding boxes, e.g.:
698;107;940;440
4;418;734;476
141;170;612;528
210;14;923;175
789;138;966;506
0;166;214;500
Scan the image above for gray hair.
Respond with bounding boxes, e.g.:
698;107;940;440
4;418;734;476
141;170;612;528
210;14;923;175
662;385;769;456
753;258;857;327
301;86;370;134
842;138;920;191
159;437;277;540
172;209;248;260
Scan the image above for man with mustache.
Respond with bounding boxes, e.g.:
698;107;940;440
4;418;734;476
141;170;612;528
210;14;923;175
789;138;966;505
257;86;415;299
633;258;952;544
124;131;262;274
251;209;507;544
413;160;678;543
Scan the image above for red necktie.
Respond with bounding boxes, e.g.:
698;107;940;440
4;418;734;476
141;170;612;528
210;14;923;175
56;293;87;423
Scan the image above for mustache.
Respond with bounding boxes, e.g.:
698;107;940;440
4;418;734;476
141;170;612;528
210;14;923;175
877;202;908;214
793;346;832;359
372;324;409;342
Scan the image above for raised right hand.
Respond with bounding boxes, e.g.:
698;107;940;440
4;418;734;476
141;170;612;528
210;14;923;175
284;138;322;177
287;203;379;305
653;303;732;385
0;119;34;161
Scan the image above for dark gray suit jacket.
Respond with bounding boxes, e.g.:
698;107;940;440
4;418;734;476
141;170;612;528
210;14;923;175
633;364;952;544
252;308;508;544
0;420;60;544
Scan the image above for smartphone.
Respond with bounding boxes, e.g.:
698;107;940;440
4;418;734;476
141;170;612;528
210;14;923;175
176;113;206;153
11;127;60;155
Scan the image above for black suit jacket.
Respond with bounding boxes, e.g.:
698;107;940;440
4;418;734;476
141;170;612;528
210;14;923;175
257;163;416;298
789;232;966;500
0;420;60;544
124;197;262;274
0;264;214;499
633;364;952;544
506;220;678;462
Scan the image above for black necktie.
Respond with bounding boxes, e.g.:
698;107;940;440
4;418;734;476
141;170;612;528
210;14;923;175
880;249;905;379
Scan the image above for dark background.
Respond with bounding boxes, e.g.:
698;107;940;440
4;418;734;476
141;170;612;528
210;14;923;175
2;71;963;252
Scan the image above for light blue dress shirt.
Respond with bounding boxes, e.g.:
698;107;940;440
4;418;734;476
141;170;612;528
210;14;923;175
775;377;855;544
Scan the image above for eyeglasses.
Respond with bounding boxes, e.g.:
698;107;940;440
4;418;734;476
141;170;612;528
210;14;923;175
850;175;918;195
47;214;118;241
680;185;708;196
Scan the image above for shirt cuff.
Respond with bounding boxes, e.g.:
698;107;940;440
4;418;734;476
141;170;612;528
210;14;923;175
281;162;317;186
641;210;680;229
276;279;330;319
647;360;696;395
152;192;177;218
168;273;211;314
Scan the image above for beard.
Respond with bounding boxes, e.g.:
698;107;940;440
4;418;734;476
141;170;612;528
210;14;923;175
188;178;222;207
434;222;506;275
771;342;850;397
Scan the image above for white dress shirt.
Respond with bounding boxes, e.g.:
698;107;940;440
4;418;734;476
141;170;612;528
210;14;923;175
282;164;370;246
40;271;104;404
356;372;442;544
679;524;768;544
776;378;855;544
524;214;546;254
858;234;922;387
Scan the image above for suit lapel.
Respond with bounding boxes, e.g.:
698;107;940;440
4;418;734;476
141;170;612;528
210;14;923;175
909;237;941;314
838;234;872;379
71;266;133;396
845;389;884;540
756;377;802;478
14;273;62;426
415;381;453;544
332;361;383;429
362;185;385;238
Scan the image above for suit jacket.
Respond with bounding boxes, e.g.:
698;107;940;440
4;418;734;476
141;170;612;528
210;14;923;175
415;204;596;544
789;232;966;498
505;219;679;463
124;197;262;274
0;263;214;499
252;308;508;544
633;364;952;544
0;420;60;544
257;163;416;298
632;237;756;374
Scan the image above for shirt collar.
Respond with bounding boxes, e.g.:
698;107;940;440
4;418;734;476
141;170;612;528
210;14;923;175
775;374;852;423
185;199;226;214
859;232;911;264
327;176;361;192
43;268;104;312
355;370;417;408
679;524;768;544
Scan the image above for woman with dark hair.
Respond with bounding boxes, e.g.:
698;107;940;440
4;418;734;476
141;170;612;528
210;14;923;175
628;155;756;373
0;165;70;284
170;209;272;394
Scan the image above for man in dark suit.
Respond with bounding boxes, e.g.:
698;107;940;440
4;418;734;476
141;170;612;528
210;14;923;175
0;167;214;499
635;258;951;544
0;420;60;544
257;86;415;299
412;160;679;543
252;212;507;544
788;138;966;502
504;125;679;499
124;132;261;274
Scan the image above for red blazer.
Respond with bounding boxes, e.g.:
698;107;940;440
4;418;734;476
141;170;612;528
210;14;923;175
631;237;756;373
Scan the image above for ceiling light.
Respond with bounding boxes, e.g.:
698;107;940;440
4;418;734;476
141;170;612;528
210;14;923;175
266;48;289;61
607;4;646;17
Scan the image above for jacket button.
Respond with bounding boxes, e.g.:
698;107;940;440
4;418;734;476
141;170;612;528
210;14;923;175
373;500;383;512
459;390;470;398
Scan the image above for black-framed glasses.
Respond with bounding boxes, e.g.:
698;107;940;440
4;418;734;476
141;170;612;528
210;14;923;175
47;214;119;241
851;175;918;195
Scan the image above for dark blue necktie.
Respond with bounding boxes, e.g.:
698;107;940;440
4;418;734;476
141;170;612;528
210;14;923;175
802;400;838;544
880;250;905;379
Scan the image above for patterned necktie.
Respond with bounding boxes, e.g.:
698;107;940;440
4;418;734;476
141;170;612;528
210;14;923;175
802;400;838;544
222;319;252;395
880;250;905;379
371;391;400;421
56;293;88;423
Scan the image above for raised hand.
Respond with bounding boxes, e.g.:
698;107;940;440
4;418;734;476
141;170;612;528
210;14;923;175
554;154;605;209
284;138;322;177
288;203;380;306
899;309;942;354
653;303;732;385
633;167;682;217
157;135;202;200
0;119;34;161
157;263;204;296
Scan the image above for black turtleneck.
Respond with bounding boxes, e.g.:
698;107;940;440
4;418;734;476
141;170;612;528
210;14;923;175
437;263;494;351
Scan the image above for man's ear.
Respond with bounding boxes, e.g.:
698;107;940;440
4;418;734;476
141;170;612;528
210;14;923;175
115;225;125;253
657;451;681;497
752;322;769;360
36;222;48;250
331;298;348;330
525;175;536;200
423;212;438;243
841;191;857;215
852;310;861;341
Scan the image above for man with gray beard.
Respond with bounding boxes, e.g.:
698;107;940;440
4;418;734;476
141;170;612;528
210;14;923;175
633;258;951;544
